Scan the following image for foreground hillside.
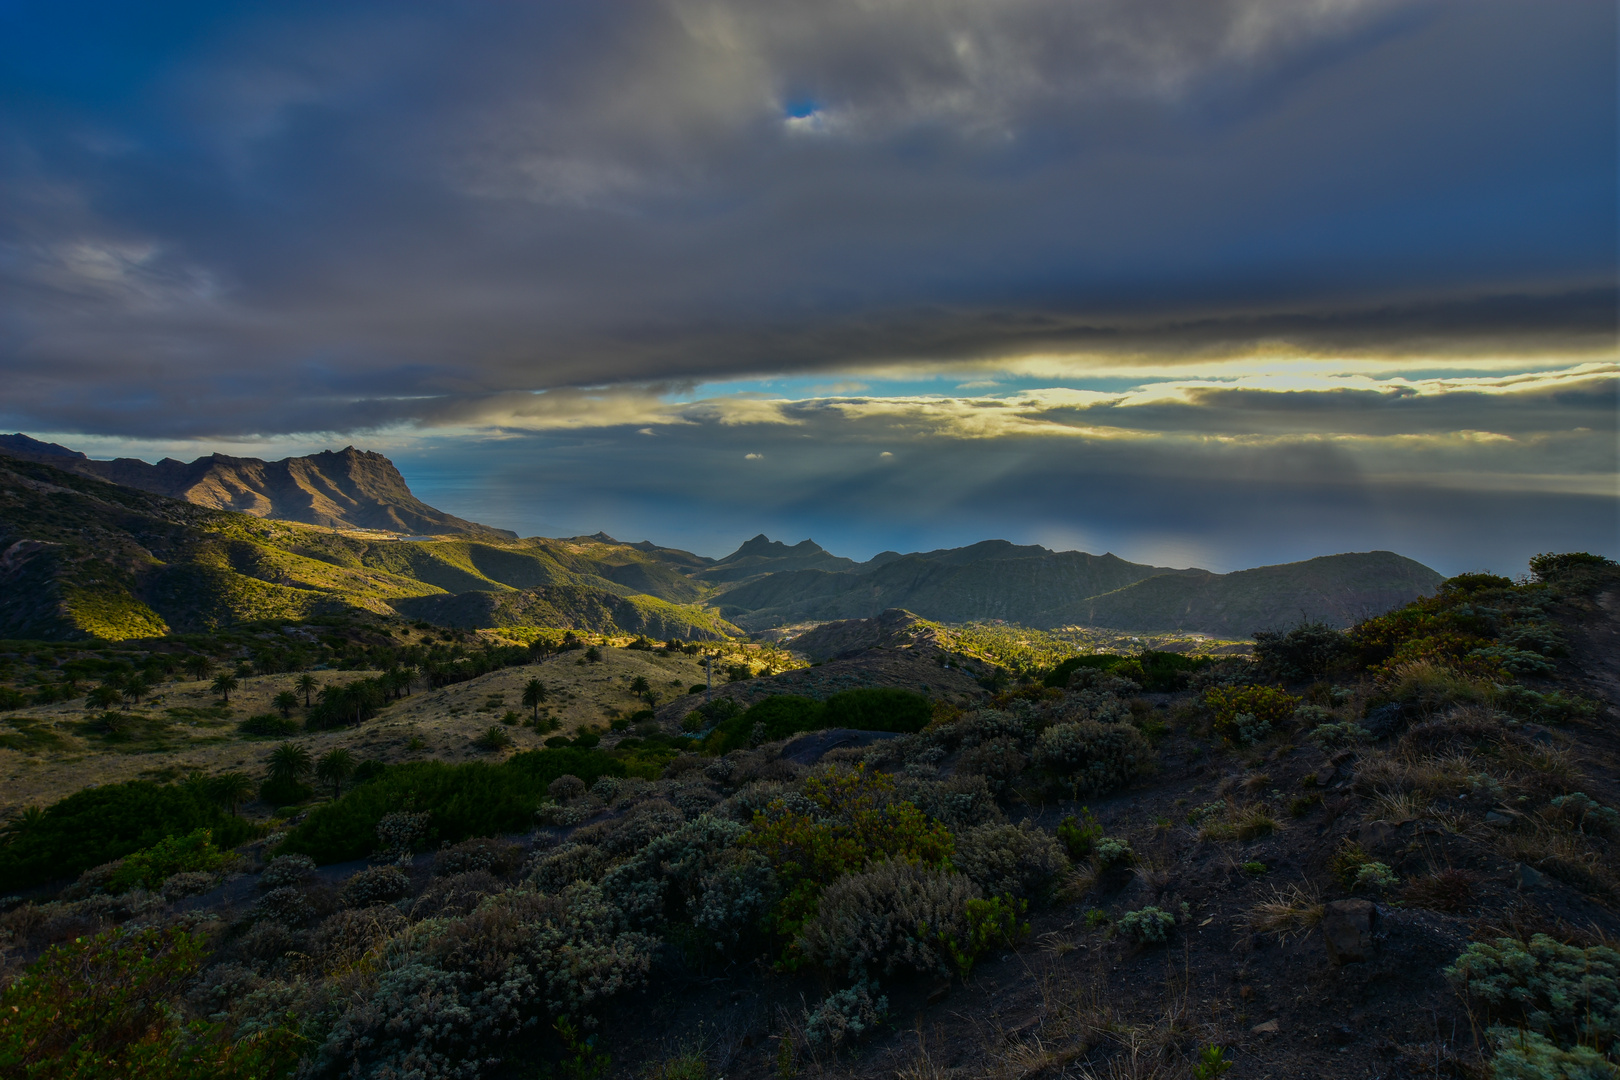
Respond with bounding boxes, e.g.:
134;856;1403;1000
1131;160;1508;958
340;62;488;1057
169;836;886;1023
0;552;1611;1080
0;453;736;641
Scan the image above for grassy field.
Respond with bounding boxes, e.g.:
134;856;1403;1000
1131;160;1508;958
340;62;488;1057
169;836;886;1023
0;640;772;817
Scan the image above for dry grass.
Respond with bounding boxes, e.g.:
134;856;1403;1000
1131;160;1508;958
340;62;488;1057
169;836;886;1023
1245;882;1325;942
1401;868;1478;913
1239;772;1271;794
1197;803;1278;842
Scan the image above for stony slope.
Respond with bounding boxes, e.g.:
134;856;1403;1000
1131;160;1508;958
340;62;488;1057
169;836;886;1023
0;434;510;538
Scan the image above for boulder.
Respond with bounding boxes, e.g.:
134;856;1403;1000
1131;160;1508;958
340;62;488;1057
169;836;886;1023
1321;899;1378;965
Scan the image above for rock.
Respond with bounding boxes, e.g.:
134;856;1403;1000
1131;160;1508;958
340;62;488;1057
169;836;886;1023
779;728;903;766
1515;863;1544;888
1486;811;1511;825
1251;1019;1280;1035
1321;899;1379;964
1357;819;1409;854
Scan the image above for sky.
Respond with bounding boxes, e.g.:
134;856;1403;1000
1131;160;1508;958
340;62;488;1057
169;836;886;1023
1;0;1615;575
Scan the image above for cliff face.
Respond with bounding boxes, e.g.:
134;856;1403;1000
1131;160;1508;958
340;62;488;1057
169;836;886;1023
1;436;512;537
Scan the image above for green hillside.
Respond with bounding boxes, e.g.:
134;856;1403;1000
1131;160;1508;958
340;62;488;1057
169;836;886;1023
0;455;735;641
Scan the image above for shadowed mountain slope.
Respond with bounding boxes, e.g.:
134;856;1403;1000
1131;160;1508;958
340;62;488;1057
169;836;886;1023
0;434;510;538
0;453;733;641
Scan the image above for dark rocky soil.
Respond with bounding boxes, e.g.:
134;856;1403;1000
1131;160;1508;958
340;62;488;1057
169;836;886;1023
601;588;1620;1079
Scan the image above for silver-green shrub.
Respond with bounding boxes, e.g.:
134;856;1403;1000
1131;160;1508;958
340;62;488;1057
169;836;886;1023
1447;935;1619;1047
894;774;1004;831
255;885;316;926
1033;720;1154;797
1116;906;1176;945
528;842;614;894
803;980;889;1049
1486;1028;1616;1080
259;853;316;891
796;860;979;981
954;737;1031;793
950;821;1069;900
339;865;411;909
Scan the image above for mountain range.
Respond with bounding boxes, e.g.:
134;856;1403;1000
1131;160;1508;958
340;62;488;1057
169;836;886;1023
0;436;1447;641
0;434;511;538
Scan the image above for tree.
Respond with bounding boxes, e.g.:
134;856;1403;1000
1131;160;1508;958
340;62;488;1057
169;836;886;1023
121;674;150;707
182;655;213;681
267;743;312;785
272;691;299;719
210;673;238;703
208;772;253;817
522;678;549;720
315;749;355;799
86;685;121;710
1;805;45;842
584;646;602;663
296;674;318;708
627;675;657;708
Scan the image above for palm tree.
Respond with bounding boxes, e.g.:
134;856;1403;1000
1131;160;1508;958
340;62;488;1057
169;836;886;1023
1;805;45;842
86;685;121;710
273;691;299;719
297;673;318;708
522;678;548;721
122;674;150;707
209;771;254;816
267;742;313;785
182;655;213;681
211;673;239;703
315;748;356;799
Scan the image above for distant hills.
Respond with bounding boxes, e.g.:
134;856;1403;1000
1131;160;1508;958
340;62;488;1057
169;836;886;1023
0;434;1448;642
0;434;510;538
698;537;1443;636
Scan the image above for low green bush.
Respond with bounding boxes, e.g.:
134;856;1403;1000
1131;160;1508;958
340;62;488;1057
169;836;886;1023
1033;720;1154;797
277;747;625;864
237;714;300;737
107;828;230;894
1043;651;1209;692
0;780;258;891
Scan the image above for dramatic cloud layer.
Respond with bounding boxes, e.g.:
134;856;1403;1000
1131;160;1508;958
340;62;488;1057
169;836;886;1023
1;0;1614;570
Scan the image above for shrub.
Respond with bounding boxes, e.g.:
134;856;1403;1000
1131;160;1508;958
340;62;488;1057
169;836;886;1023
548;774;588;802
1253;622;1353;682
0;780;257;891
1485;1028;1616;1080
955;737;1030;792
339;865;411;908
474;725;513;751
745;766;954;940
1309;721;1371;749
433;837;523;877
1057;810;1103;861
1032;721;1154;797
260;853;317;891
375;811;431;862
258;777;313;809
682;697;743;734
820;687;933;733
255;886;316;927
1191;1045;1234;1080
1116;906;1177;945
941;895;1030;976
1352;862;1399;893
1446;935;1619;1048
1203;684;1299;740
0;926;301;1079
276;748;625;864
107;828;230;894
803;980;888;1049
797;861;980;980
1093;837;1135;869
238;714;301;737
1549;793;1619;837
949;822;1069;900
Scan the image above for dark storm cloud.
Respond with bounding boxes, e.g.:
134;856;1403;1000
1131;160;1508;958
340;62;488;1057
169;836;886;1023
0;0;1614;437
